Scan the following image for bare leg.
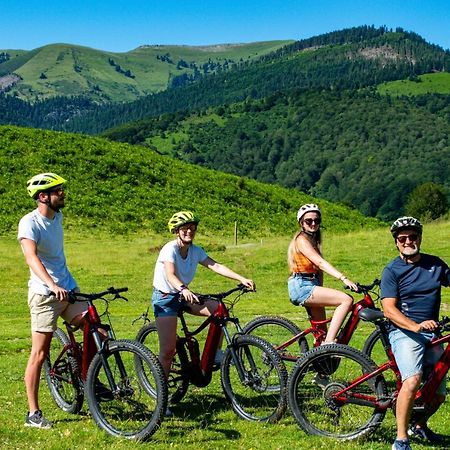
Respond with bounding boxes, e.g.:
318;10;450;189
25;331;53;413
155;316;178;378
395;375;421;440
305;286;353;343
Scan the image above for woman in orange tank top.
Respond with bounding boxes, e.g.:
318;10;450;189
287;204;358;343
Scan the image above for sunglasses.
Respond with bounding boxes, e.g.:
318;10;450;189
47;187;65;196
179;224;197;232
396;234;419;244
303;218;321;226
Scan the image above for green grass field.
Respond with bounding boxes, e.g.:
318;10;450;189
378;72;450;96
1;221;449;449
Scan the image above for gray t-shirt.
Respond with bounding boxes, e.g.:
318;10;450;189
153;240;208;293
18;209;77;295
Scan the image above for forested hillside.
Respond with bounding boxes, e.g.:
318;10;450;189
1;26;449;133
0;125;381;236
0;41;290;102
103;89;450;221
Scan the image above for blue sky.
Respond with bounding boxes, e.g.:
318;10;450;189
2;0;450;52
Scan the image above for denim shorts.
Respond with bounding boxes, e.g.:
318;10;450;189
389;328;446;396
151;288;184;318
288;275;319;306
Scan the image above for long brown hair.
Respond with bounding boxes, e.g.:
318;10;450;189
287;227;322;273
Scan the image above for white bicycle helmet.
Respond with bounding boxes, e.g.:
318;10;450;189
297;203;321;222
390;216;423;238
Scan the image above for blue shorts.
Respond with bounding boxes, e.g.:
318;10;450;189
151;288;184;318
288;275;319;306
389;328;446;396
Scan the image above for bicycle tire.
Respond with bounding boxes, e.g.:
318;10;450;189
221;334;288;423
86;339;167;441
243;316;309;368
288;343;388;440
135;322;189;404
43;327;84;414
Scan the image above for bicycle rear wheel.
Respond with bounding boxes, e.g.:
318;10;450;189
86;339;167;441
288;344;388;440
43;327;83;414
243;316;309;372
135;322;189;403
221;334;288;423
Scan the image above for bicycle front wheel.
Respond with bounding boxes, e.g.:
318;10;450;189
288;344;387;440
43;327;83;414
221;334;288;423
135;322;189;404
86;339;167;441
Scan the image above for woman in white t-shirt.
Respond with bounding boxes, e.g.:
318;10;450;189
152;211;255;380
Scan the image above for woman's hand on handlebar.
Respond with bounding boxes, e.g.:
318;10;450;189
181;287;200;304
240;278;256;291
343;278;359;292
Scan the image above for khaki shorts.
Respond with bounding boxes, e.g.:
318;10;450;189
28;292;88;333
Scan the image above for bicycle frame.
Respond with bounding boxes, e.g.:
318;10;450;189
271;281;380;362
176;293;244;387
332;319;450;412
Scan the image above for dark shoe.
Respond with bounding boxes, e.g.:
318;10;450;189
165;407;174;417
24;410;52;429
391;439;412;450
408;424;444;443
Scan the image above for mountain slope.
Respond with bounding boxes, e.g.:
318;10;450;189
102;89;450;221
0;125;380;236
0;41;293;102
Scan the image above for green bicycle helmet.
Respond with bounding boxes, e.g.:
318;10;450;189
168;211;200;233
390;216;423;238
27;173;67;199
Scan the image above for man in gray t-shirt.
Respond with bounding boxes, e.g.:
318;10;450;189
18;173;87;429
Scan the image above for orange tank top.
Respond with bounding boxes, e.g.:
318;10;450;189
291;236;320;274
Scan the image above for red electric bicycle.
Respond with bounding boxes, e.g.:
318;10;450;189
133;284;288;423
43;287;167;441
287;308;450;440
243;279;382;370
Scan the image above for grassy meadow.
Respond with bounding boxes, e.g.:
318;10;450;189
1;221;449;449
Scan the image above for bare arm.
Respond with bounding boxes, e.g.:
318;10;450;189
20;238;68;301
297;235;358;291
382;297;438;332
163;260;199;303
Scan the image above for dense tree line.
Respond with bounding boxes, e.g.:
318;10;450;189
103;89;450;221
1;27;449;134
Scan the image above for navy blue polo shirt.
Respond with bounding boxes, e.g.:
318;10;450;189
381;253;450;326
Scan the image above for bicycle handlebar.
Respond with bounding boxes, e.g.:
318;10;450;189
195;283;255;303
68;286;128;303
346;278;380;294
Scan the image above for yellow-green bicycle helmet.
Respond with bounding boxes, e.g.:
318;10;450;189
27;173;67;199
168;211;200;233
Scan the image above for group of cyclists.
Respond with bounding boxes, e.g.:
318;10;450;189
18;173;450;450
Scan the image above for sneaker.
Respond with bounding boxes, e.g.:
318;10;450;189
391;439;412;450
24;410;52;429
408;424;444;443
165;407;174;418
214;349;225;366
312;373;329;389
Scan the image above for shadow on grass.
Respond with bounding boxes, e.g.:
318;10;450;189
164;393;241;442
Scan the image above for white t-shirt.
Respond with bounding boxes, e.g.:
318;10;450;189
153;240;208;293
18;209;77;295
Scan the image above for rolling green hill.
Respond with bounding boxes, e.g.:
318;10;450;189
0;125;381;236
0;41;293;102
378;71;450;96
102;89;450;221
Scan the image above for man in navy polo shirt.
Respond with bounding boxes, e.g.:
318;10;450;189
381;217;450;450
